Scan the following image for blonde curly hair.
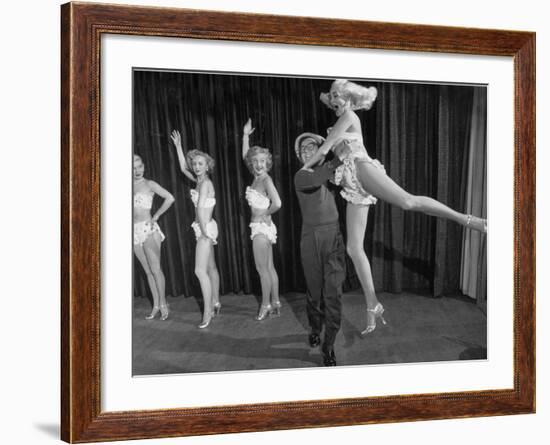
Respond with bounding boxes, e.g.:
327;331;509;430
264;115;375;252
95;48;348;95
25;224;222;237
244;146;273;174
186;149;215;173
320;79;378;111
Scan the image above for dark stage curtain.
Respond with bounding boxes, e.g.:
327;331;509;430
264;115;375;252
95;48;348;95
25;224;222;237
133;71;485;300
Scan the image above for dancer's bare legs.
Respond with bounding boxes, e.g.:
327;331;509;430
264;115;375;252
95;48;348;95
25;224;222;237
134;243;161;318
134;232;167;319
195;237;214;327
267;244;280;309
252;235;273;319
355;159;486;232
207;248;220;309
143;233;168;317
345;203;381;333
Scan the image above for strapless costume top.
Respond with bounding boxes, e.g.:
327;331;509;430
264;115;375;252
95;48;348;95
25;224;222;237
333;132;369;159
134;191;154;210
190;189;216;208
245;186;270;210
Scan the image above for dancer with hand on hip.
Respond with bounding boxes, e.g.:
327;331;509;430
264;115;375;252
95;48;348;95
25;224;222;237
133;154;174;321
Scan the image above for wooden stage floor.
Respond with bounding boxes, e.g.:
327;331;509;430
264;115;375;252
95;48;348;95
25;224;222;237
132;291;487;376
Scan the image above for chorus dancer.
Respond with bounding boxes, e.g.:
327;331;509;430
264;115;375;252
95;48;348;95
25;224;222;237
133;154;175;321
241;119;282;320
301;79;487;335
171;130;221;328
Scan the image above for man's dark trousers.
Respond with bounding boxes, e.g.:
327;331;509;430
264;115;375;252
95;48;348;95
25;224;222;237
300;222;346;349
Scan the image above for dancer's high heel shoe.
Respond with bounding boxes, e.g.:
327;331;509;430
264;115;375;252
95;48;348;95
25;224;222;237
212;302;222;318
466;214;487;233
159;304;169;321
361;303;387;336
145;306;160;320
198;313;212;329
256;304;272;321
270;301;282;317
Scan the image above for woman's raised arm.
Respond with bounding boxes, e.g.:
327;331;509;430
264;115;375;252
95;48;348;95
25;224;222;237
170;130;197;182
242;118;255;160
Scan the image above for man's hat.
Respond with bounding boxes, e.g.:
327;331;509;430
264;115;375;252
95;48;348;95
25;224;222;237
294;132;326;160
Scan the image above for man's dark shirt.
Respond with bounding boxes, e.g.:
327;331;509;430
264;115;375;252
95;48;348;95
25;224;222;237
293;158;343;229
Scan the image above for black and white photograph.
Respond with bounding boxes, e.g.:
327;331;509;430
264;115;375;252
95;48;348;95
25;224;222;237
132;70;488;375
6;0;547;443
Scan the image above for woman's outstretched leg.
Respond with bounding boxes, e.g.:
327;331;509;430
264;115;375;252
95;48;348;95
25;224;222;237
252;235;273;320
355;160;486;232
345;204;383;334
195;238;213;327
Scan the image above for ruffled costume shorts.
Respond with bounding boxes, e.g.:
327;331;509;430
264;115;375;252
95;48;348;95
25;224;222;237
334;139;386;206
133;221;165;246
249;221;277;244
191;220;219;245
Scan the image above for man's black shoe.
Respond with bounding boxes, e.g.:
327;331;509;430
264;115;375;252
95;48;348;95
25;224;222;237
308;333;321;347
322;348;337;366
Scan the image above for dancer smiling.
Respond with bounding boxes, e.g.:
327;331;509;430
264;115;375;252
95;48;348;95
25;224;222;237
242;119;282;320
171;130;221;329
301;79;487;335
133;154;174;321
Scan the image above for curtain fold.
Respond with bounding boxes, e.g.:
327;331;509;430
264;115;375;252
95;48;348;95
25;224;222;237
133;72;486;301
460;88;488;306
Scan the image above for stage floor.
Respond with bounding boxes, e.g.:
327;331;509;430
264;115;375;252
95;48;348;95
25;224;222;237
132;290;486;376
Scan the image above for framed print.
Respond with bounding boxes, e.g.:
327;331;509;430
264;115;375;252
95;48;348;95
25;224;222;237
61;1;535;443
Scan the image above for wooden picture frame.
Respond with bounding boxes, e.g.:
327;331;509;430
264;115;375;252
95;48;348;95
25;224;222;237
61;1;535;442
